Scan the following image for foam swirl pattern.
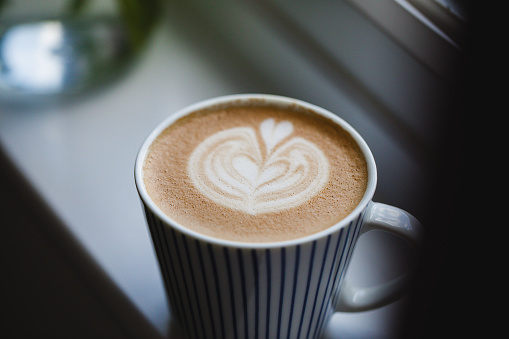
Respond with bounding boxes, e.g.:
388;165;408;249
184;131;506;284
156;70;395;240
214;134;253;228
188;119;329;214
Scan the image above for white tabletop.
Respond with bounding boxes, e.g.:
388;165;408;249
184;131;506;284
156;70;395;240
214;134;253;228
1;1;446;337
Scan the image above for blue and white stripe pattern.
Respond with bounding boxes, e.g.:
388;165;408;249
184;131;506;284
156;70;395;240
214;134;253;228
143;205;365;339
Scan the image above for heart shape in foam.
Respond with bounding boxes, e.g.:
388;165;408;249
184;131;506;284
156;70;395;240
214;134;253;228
188;119;329;214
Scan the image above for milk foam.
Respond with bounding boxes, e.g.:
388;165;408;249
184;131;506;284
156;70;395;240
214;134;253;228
188;118;329;214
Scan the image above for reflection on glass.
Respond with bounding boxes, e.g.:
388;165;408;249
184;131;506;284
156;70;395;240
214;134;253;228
2;21;65;93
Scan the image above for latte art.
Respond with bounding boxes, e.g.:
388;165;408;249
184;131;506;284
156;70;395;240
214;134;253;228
143;102;368;242
188;119;329;214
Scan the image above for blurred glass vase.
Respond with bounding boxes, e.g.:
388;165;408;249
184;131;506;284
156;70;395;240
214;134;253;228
0;0;160;96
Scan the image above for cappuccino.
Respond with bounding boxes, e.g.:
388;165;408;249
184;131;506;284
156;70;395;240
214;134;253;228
143;101;368;242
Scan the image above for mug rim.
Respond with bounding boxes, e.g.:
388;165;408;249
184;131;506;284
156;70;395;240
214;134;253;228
135;94;377;249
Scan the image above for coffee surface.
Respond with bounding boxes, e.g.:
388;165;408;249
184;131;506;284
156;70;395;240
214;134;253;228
143;103;368;242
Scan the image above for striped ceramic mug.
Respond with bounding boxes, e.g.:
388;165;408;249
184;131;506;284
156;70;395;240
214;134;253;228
135;94;422;339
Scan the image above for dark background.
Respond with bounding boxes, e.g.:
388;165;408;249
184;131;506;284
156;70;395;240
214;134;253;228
399;2;500;337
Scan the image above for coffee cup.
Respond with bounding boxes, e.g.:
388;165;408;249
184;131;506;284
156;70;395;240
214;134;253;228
135;94;422;338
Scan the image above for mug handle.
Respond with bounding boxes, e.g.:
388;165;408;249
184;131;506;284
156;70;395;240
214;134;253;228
336;201;423;312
